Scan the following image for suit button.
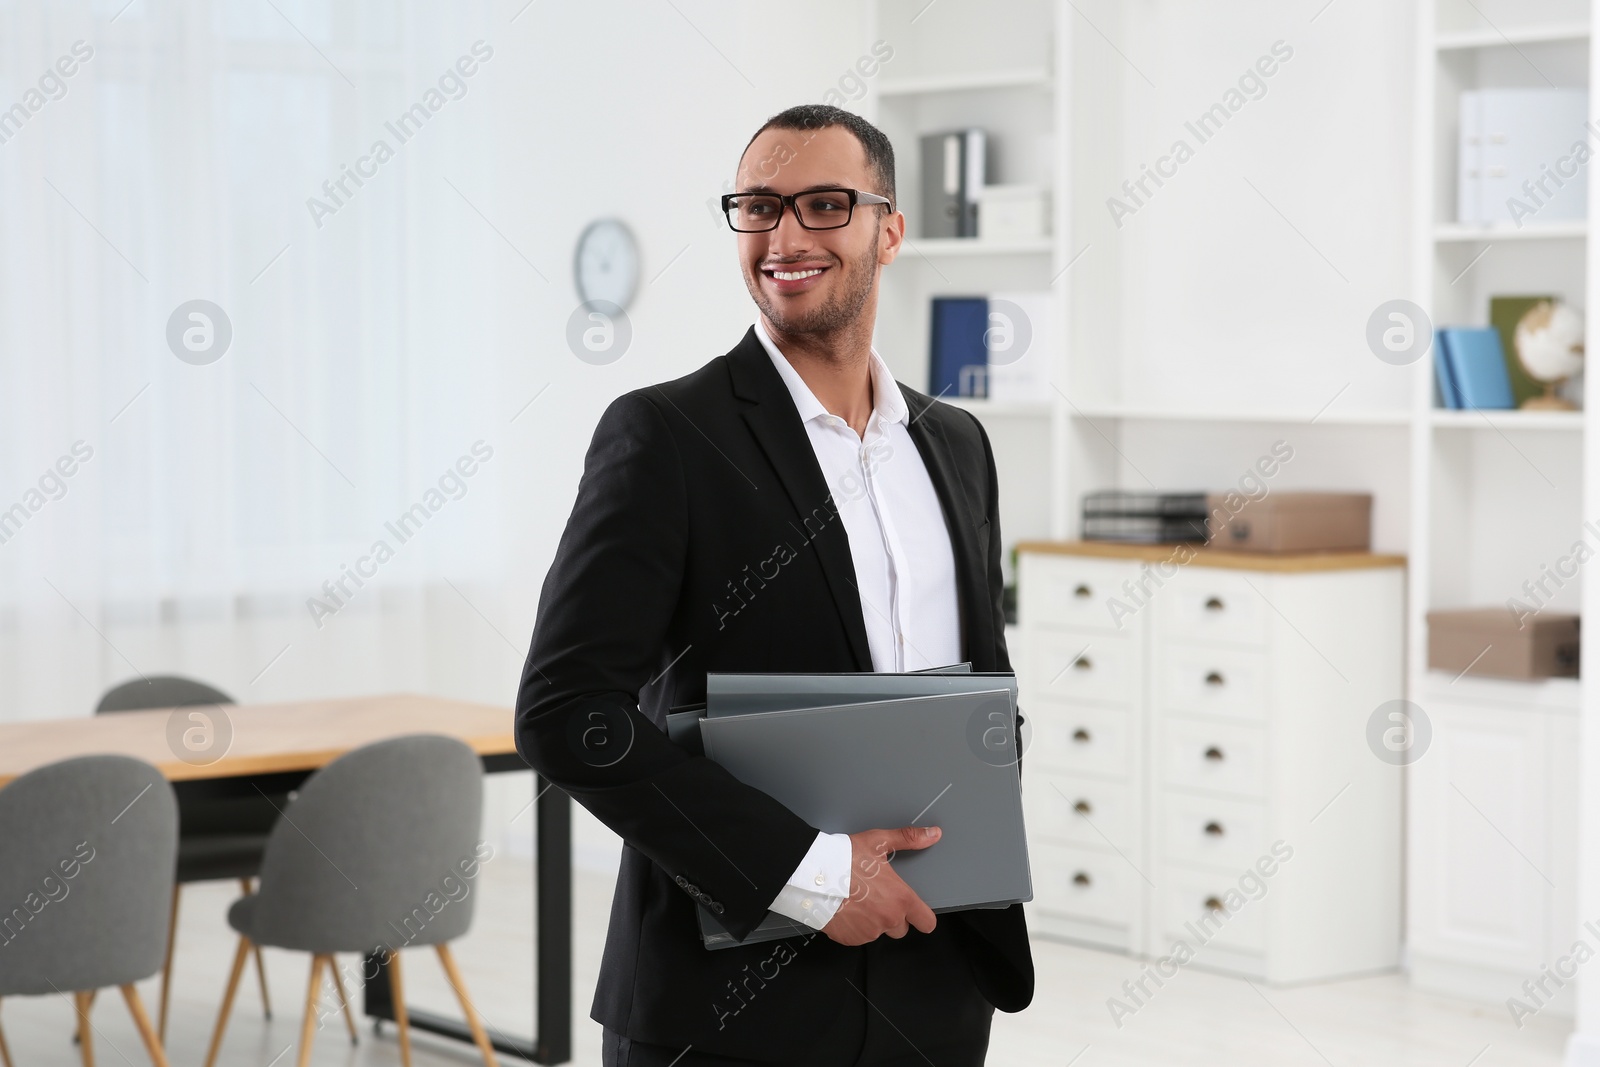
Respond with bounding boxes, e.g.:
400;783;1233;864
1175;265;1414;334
711;902;725;914
674;875;687;887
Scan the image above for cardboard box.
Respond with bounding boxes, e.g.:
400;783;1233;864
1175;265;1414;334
1427;608;1579;680
1206;492;1372;553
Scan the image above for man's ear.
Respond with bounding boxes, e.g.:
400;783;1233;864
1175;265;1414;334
878;209;904;266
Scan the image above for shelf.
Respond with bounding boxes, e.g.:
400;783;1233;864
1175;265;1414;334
1435;22;1589;51
941;397;1053;418
1430;408;1584;430
902;237;1054;257
877;68;1053;96
1434;220;1587;242
1070;405;1412;427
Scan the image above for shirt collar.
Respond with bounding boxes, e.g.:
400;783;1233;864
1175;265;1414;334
753;319;908;429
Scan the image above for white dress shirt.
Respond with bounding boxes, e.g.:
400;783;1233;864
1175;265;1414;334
755;319;963;930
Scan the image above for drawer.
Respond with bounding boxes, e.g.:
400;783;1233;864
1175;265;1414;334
1029;628;1137;706
1156;644;1268;722
1020;699;1133;778
1161;793;1269;872
1157;863;1268;953
1160;717;1268;799
1031;841;1137;927
1019;554;1139;633
1156;569;1268;647
1025;774;1134;851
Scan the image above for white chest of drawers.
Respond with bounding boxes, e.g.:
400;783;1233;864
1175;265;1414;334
1016;542;1406;983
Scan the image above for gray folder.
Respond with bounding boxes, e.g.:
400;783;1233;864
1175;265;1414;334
704;671;1017;717
694;688;1030;949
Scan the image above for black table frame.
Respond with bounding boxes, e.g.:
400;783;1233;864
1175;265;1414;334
174;752;572;1065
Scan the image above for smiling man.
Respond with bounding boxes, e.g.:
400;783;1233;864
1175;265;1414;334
516;104;1033;1067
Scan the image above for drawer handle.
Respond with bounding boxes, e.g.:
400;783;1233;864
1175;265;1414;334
1073;871;1092;887
1203;895;1225;912
1073;799;1093;815
1204;596;1225;612
1204;671;1225;687
1072;728;1092;743
1204;821;1225;836
1074;583;1092;599
1203;746;1225;761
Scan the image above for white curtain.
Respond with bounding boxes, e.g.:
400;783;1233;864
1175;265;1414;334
0;0;513;724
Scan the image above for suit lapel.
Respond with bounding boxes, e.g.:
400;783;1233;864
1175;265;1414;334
901;388;994;669
727;328;874;672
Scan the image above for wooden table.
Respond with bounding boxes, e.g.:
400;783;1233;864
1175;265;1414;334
0;693;571;1065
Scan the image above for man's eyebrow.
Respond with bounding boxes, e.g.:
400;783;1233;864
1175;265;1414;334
735;183;854;195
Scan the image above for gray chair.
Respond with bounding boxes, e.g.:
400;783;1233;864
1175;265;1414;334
203;734;497;1067
0;755;178;1067
95;675;283;1039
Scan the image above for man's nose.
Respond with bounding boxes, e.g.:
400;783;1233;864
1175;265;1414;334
767;204;815;254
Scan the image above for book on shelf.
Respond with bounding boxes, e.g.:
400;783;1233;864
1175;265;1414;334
1489;294;1556;408
1437;328;1515;410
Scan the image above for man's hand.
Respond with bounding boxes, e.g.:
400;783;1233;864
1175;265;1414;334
820;826;940;946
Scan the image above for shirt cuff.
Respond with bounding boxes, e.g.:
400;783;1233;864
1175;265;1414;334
766;830;853;931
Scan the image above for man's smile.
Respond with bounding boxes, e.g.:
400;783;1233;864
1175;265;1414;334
761;261;831;294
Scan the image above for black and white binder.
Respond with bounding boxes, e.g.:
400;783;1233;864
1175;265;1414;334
919;129;986;238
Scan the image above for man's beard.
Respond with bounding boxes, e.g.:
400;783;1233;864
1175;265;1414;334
747;227;879;339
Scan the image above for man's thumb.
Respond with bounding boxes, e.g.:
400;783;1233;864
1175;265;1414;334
893;825;941;850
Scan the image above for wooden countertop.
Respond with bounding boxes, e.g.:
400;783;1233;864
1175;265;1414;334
0;693;517;786
1015;540;1407;573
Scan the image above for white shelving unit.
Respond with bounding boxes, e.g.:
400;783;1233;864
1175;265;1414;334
867;0;1073;565
1404;0;1594;1027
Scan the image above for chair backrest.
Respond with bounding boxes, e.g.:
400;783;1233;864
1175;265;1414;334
96;675;234;714
0;755;177;995
247;734;485;955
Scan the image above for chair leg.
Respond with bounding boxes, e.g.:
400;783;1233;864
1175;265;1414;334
0;997;13;1067
120;985;171;1067
202;936;252;1067
327;955;359;1045
158;884;180;1042
240;879;272;1020
435;943;498;1067
389;951;412;1067
71;990;98;1045
295;955;325;1067
73;990;95;1067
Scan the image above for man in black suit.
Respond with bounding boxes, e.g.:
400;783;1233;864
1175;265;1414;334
515;104;1033;1067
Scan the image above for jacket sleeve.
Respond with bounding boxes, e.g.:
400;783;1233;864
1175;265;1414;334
514;391;820;939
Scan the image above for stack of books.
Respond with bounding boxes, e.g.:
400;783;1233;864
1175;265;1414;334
1081;490;1210;543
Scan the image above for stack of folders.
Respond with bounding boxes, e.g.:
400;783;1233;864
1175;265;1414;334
1082;490;1210;543
666;664;1032;950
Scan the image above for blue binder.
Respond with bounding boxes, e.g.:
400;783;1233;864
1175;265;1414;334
929;297;989;397
1440;327;1515;410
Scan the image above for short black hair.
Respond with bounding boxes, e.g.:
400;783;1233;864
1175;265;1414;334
741;104;896;208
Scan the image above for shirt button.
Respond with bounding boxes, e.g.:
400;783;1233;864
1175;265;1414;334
801;899;813;909
814;874;825;886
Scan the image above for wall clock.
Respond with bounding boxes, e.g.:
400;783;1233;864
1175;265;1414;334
574;218;640;310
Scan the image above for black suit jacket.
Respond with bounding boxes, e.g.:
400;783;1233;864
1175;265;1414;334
514;326;1033;1058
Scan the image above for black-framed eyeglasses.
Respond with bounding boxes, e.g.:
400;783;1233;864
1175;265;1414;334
721;187;893;232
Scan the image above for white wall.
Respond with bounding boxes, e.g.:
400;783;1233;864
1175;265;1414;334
479;0;876;866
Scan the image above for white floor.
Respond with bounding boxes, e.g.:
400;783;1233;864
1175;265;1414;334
0;858;1575;1067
